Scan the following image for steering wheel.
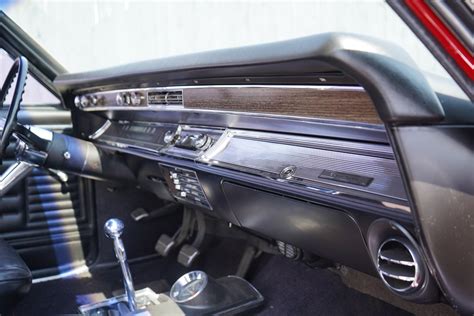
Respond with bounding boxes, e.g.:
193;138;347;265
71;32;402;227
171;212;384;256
0;56;28;161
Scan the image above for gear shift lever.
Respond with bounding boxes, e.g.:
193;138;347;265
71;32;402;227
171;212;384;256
104;218;137;311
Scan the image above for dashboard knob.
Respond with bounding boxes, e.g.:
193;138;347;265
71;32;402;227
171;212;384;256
130;92;143;106
164;130;176;144
116;92;132;106
90;95;98;106
194;134;212;150
74;96;81;107
80;95;91;108
116;93;125;106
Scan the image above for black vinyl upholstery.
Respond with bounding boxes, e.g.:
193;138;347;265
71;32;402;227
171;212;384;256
0;239;31;313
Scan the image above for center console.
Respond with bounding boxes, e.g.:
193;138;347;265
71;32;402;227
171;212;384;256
79;274;263;316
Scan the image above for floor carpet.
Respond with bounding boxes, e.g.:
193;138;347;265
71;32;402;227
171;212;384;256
248;255;411;316
13;240;411;316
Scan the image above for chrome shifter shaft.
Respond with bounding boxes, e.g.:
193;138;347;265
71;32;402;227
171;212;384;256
104;218;137;311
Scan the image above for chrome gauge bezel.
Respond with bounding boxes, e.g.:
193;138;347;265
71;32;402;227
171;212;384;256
170;270;208;303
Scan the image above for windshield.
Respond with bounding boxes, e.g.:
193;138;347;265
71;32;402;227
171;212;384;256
2;0;450;79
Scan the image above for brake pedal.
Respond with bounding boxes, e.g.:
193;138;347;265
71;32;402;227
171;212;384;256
177;244;200;267
154;208;194;257
155;234;176;257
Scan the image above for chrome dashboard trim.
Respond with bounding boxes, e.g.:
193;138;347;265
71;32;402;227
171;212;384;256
89;120;112;140
93;128;410;216
80;84;364;94
99;108;387;143
198;129;407;204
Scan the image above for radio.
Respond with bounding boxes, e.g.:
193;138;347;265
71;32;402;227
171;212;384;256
94;121;179;151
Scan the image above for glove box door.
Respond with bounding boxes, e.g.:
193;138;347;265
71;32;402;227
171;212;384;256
222;181;374;273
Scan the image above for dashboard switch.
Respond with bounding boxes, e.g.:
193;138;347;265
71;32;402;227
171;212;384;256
80;95;91;108
130;92;143;106
162;165;212;210
116;93;125;106
195;134;213;150
175;133;213;151
74;96;81;107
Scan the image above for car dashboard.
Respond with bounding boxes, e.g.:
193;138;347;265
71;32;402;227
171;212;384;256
67;81;413;277
50;33;474;312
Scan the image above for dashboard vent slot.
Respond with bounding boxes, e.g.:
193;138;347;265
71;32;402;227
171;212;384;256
148;90;183;106
377;238;422;293
276;241;301;260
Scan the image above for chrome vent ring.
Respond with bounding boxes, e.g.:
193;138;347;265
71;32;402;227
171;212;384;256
377;237;423;293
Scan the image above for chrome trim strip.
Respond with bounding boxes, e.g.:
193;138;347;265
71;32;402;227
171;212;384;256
89;120;112;140
0;161;35;197
200;129;233;162
84;84;364;94
33;264;90;283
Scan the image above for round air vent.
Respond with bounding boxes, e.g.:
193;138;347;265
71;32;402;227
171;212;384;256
367;219;438;303
377;237;423;293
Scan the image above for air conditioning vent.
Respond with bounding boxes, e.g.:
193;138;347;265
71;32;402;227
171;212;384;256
377;238;422;293
148;90;183;106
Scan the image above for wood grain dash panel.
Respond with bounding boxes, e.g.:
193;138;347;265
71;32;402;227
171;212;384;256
184;87;381;124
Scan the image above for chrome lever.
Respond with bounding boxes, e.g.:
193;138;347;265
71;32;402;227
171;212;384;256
48;168;69;183
0;161;35;197
104;218;137;311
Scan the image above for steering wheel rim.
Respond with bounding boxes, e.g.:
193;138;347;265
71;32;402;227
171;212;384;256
0;56;28;160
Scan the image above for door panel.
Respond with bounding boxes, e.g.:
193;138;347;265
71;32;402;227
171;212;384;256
0;12;96;276
0;109;96;275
